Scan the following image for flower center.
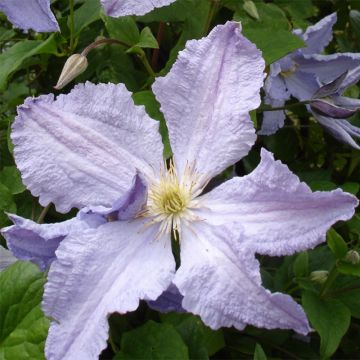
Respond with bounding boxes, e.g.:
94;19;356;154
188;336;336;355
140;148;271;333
142;160;203;239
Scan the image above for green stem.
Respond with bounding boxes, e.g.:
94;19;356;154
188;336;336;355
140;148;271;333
137;49;156;77
320;266;339;298
203;0;220;36
257;100;311;113
81;38;130;56
69;0;75;51
37;204;51;224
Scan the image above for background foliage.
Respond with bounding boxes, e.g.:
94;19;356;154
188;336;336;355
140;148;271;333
1;0;360;359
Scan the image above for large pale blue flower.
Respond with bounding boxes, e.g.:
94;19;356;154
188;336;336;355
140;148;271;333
0;0;176;32
261;12;360;147
2;22;358;360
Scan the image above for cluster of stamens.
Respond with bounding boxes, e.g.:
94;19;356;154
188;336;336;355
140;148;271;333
142;160;204;240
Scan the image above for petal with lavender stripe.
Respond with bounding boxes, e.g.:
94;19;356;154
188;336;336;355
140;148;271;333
153;21;264;185
174;222;311;334
1;213;104;271
314;113;360;150
295;53;360;84
12;82;163;213
43;220;175;360
100;0;176;16
196;149;358;256
0;0;59;32
300;12;337;55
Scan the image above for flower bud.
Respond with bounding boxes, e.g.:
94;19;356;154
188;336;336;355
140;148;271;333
345;250;360;265
54;54;88;90
310;270;329;284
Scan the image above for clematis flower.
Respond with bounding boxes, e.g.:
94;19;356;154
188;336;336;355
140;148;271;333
1;22;358;360
0;0;176;32
260;12;360;145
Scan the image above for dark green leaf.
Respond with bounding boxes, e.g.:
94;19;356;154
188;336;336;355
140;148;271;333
0;261;49;359
115;320;189;359
137;27;159;49
254;343;267;360
293;251;309;278
302;291;351;358
0;166;25;195
102;15;140;46
337;261;360;277
73;0;101;35
327;228;348;259
0;36;58;90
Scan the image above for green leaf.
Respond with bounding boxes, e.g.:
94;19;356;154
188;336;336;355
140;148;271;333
0;36;58;91
254;343;267;360
72;0;101;35
274;0;315;28
327;228;348;259
133;91;172;158
242;28;305;65
309;180;336;191
334;277;360;319
340;182;359;195
136;27;159;49
160;313;225;358
114;320;189;359
350;10;360;40
337;261;360;277
0;166;25;195
0;183;16;227
293;251;309;278
302;291;351;358
0;261;49;359
102;15;140;46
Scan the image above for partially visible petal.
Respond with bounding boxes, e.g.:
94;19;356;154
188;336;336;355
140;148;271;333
264;66;290;101
153;22;264;185
12;83;163;213
174;222;311;334
333;96;360;109
83;173;148;221
258;98;286;135
295;53;360;83
314;113;360;150
312;71;348;98
43;220;175;360
0;246;16;271
100;0;176;17
338;65;360;92
284;70;320;101
310;99;358;119
1;213;104;271
196;149;358;256
147;284;185;313
301;12;337;55
0;0;59;32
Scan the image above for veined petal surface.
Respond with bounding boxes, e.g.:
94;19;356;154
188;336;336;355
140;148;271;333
196;149;358;256
153;22;264;184
283;70;319;101
0;0;59;32
100;0;176;16
12;82;163;213
315;113;360;150
174;222;311;334
43;220;175;360
295;53;360;84
300;12;337;55
1;213;104;271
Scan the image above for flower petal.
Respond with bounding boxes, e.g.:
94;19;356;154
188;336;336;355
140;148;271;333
300;12;337;55
314;113;360;150
196;149;358;256
174;222;311;334
0;246;17;272
1;213;104;271
311;99;357;119
259;99;286;136
12;82;163;213
0;0;59;32
147;284;185;313
100;0;176;16
43;219;175;360
153;22;264;184
295;53;360;84
283;70;320;101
